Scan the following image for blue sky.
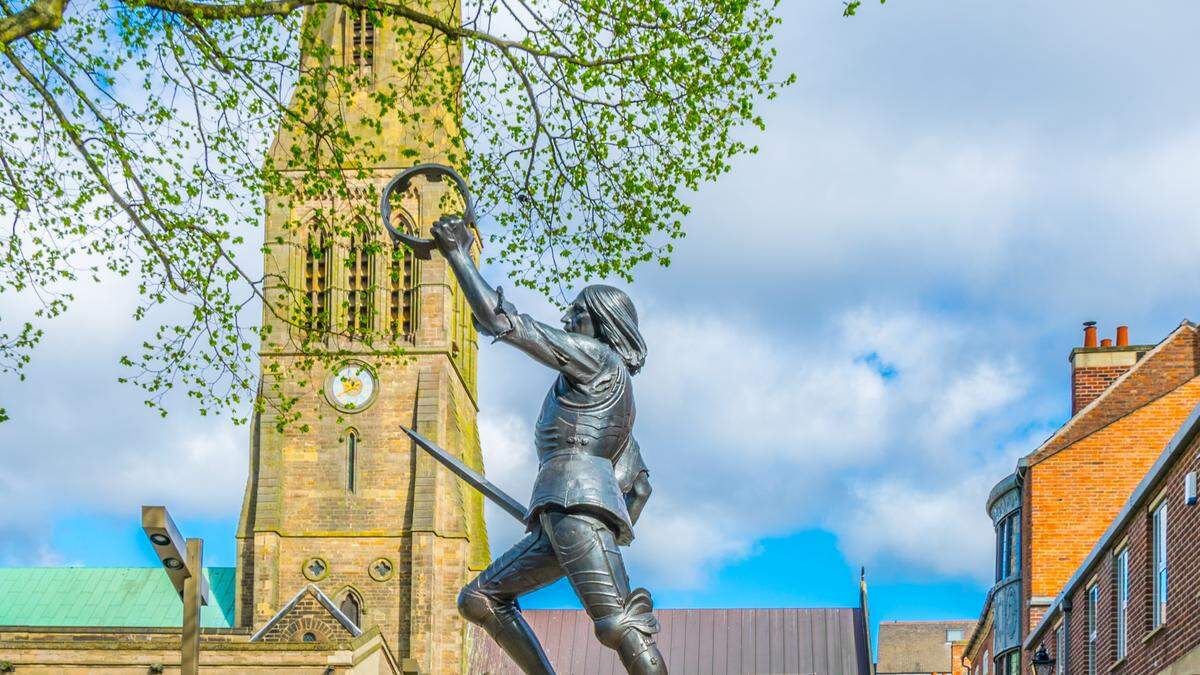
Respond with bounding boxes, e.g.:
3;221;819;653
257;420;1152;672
5;0;1200;645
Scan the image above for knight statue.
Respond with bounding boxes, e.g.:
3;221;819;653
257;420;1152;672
434;212;669;674
379;163;666;674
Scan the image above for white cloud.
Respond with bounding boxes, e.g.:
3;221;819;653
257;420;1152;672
480;303;1032;588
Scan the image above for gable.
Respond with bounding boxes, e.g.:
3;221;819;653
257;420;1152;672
1028;323;1199;465
1027;376;1200;598
250;583;362;643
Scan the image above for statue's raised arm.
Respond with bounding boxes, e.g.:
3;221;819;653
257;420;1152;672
430;216;645;385
429;216;513;338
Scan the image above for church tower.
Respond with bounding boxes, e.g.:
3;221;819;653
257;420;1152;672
235;2;489;672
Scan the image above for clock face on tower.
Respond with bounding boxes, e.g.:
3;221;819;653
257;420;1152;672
324;361;378;413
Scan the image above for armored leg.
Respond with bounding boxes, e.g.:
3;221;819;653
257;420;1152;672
458;528;564;674
543;511;668;675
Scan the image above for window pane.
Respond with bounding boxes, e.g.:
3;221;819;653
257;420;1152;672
1057;623;1066;675
1011;514;1021;576
1116;549;1128;660
1088;585;1098;675
1153;502;1168;627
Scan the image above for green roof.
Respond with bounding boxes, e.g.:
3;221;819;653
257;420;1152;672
0;567;237;628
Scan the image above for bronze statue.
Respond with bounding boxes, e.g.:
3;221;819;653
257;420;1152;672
382;165;666;674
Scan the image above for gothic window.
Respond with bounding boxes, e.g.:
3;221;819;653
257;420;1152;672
346;10;375;74
346;232;373;337
339;591;362;627
304;228;331;332
346;431;358;492
389;235;417;340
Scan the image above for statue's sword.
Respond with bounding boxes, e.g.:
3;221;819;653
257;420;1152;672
399;425;528;523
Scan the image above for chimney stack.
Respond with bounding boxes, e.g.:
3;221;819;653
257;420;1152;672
1071;322;1143;414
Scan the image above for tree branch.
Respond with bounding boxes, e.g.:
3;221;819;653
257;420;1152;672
0;0;68;45
136;0;644;67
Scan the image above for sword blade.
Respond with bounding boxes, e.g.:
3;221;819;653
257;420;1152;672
400;425;528;523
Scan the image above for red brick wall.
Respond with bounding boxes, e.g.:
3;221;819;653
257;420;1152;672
963;614;994;675
1049;430;1200;674
1027;378;1200;603
1041;328;1199;461
1073;365;1132;414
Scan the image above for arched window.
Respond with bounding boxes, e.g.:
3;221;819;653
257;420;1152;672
346;231;373;338
346;431;358;491
344;9;375;74
389;238;416;340
339;591;362;628
304;227;331;332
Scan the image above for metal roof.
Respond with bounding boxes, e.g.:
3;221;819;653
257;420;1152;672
468;608;872;674
0;567;237;628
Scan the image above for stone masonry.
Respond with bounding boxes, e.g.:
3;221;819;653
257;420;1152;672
235;2;488;672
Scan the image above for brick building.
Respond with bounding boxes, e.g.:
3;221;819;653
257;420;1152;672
1027;400;1200;674
963;321;1200;675
876;620;974;675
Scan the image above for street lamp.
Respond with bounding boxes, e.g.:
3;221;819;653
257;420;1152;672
141;506;208;675
1031;644;1056;675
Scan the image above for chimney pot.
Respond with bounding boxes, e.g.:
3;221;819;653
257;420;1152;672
1101;338;1113;347
1083;321;1098;348
1116;325;1129;347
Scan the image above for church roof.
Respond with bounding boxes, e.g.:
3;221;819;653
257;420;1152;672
467;607;873;675
0;567;237;628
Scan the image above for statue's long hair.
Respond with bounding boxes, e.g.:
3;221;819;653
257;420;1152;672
578;285;647;375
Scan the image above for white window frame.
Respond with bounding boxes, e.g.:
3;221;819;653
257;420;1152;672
1055;620;1066;675
1115;547;1129;659
1152;498;1168;628
1087;583;1099;675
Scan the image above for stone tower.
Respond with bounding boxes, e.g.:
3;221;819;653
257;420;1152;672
235;2;489;672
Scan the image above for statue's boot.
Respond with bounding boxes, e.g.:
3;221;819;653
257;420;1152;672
457;528;564;675
614;624;668;675
459;585;555;675
543;512;668;675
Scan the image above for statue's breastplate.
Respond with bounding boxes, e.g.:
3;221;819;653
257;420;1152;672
534;366;634;464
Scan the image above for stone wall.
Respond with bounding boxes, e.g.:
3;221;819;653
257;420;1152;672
0;627;399;674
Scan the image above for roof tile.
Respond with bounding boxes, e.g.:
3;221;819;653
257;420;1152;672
0;567;236;628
